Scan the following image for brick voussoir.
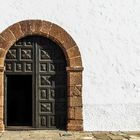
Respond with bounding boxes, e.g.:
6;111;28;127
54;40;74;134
40;20;52;36
66;46;80;59
49;23;76;50
0;48;6;58
9;23;24;40
0;33;15;50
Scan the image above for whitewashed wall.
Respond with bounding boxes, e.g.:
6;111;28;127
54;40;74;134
1;0;140;131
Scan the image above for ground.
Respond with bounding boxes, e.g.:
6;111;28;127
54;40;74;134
0;131;140;140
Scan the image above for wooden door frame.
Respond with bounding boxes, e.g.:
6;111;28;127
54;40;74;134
0;20;83;131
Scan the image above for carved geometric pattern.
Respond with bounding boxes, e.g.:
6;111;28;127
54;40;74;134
48;63;55;72
40;89;47;99
15;41;23;46
26;63;32;71
49;116;55;126
40;76;51;86
40;63;47;71
6;49;16;59
6;63;12;71
21;49;32;59
40;116;47;126
25;41;32;46
49;89;55;99
73;85;82;96
40;102;52;113
16;63;22;71
40;50;50;59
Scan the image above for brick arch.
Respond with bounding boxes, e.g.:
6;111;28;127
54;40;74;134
0;20;83;131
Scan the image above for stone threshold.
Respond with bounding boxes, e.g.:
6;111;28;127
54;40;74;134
0;131;140;140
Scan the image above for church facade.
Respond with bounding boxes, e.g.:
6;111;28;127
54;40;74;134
0;0;140;131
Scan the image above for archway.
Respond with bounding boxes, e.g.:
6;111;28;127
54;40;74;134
0;20;83;131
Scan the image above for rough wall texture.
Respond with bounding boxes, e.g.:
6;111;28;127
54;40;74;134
0;0;140;130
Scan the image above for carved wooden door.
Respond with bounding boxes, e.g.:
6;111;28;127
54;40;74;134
5;36;67;129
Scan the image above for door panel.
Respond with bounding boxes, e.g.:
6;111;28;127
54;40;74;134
36;37;67;129
5;39;34;73
5;36;67;129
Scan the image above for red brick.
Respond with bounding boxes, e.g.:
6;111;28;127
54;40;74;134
68;107;75;119
68;96;82;107
75;107;83;120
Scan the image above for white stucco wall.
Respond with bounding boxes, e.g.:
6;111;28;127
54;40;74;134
1;0;140;131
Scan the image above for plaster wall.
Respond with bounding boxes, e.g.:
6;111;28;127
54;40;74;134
0;0;140;130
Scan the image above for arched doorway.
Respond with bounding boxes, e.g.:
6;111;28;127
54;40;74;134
5;36;67;129
0;20;83;131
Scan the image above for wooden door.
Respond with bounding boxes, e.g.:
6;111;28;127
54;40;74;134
5;36;67;129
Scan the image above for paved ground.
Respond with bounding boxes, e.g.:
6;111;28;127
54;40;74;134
0;131;140;140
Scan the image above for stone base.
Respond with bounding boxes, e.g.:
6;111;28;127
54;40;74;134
0;122;4;132
67;120;83;131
